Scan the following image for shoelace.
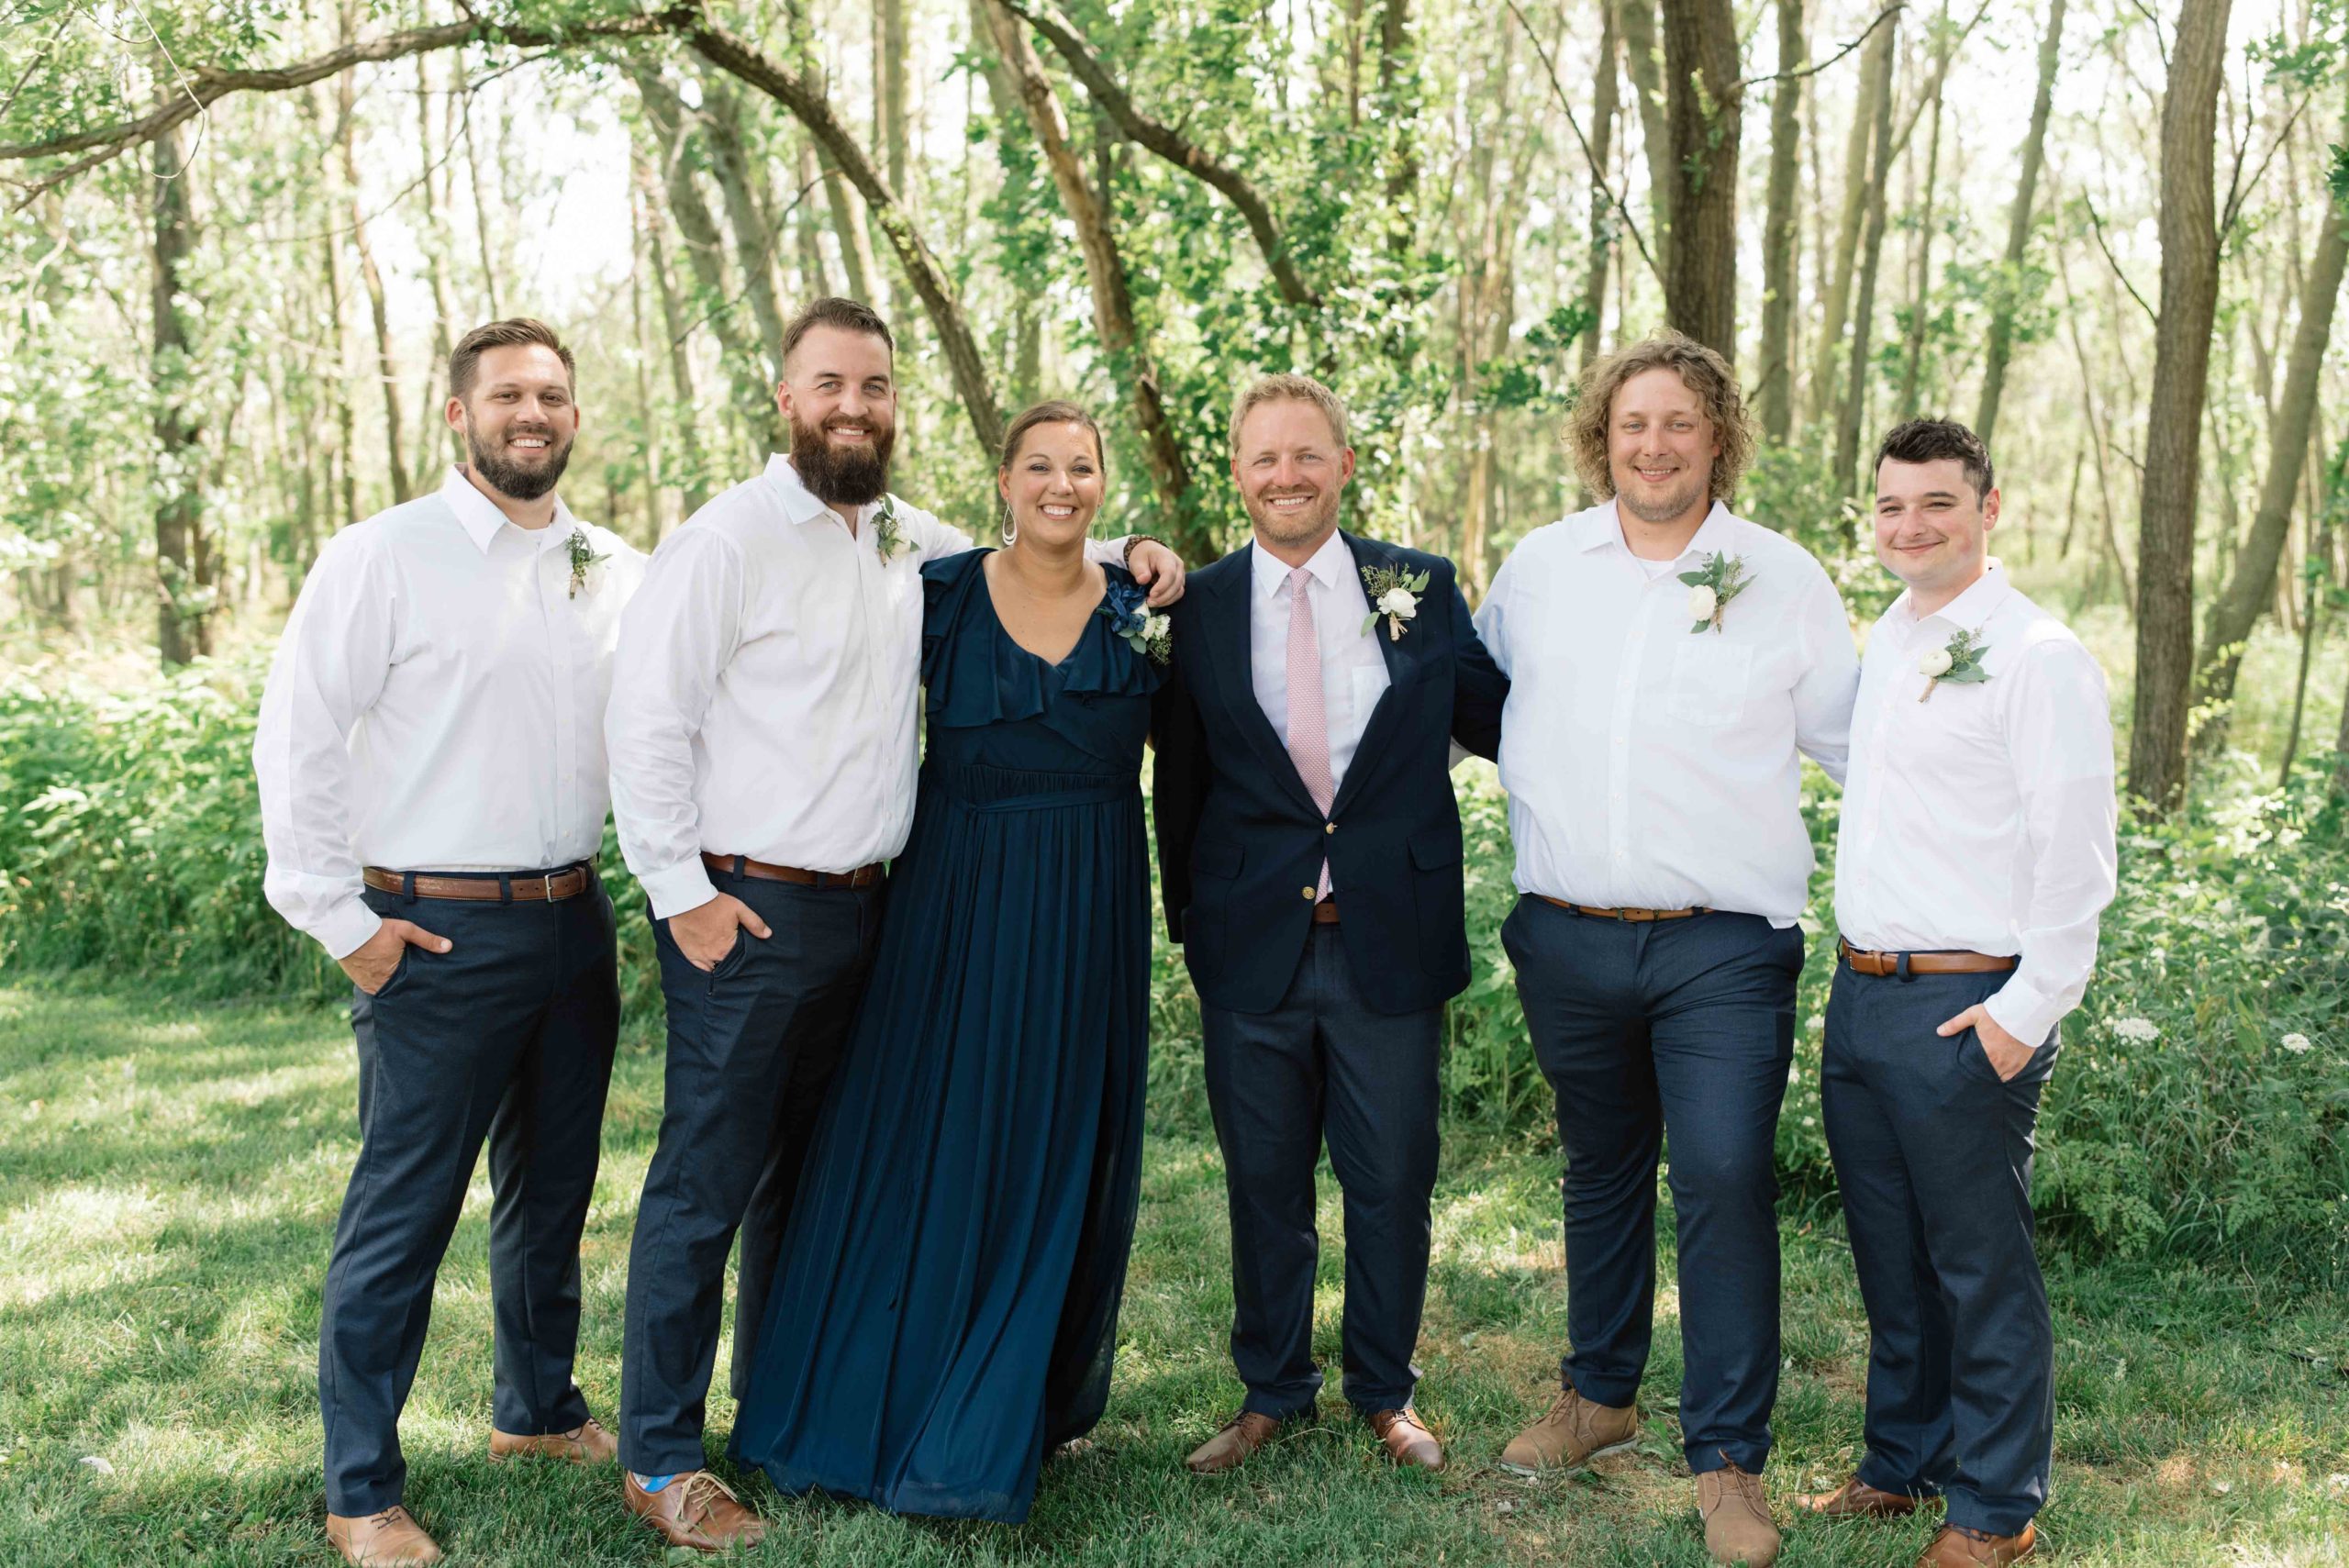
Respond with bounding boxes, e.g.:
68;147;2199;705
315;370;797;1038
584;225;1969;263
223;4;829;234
675;1470;745;1522
365;1507;408;1531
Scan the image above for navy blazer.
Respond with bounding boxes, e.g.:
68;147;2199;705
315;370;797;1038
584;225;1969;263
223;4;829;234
1152;531;1509;1017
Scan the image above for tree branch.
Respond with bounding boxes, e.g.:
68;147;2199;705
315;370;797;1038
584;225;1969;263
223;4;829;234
1736;3;1904;91
991;0;1322;309
1501;0;1663;291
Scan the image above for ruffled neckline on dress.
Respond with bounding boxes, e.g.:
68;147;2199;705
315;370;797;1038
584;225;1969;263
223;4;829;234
921;548;1162;729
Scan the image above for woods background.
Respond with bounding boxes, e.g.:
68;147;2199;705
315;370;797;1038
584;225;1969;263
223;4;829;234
2;0;2347;1276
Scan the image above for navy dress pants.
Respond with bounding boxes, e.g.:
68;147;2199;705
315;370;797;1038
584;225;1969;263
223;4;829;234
618;867;885;1477
1504;895;1801;1475
1821;960;2056;1537
319;872;620;1516
1200;925;1442;1419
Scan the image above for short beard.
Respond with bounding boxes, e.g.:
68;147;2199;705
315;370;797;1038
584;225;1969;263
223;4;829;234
1247;488;1341;549
1616;475;1710;526
463;420;572;502
790;411;896;507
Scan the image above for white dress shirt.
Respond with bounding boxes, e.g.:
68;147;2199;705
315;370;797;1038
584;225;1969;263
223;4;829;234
1834;566;2118;1046
1248;532;1391;792
254;467;645;960
1475;500;1859;922
607;455;1134;920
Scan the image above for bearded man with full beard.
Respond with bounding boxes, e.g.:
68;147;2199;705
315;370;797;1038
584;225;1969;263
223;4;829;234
603;297;1188;1551
256;318;644;1567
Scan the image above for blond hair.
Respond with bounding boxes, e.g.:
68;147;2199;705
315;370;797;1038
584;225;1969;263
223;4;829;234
1229;373;1350;456
1566;331;1753;503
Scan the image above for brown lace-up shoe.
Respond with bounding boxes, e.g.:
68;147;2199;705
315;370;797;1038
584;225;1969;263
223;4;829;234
325;1505;443;1565
1797;1473;1925;1518
1697;1462;1780;1566
489;1417;618;1465
623;1469;767;1553
1917;1522;2037;1567
1367;1407;1444;1471
1186;1407;1311;1474
1498;1386;1641;1475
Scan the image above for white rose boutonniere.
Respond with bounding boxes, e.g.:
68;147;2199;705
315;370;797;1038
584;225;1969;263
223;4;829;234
1677;551;1751;633
564;527;611;599
1361;564;1431;641
1919;628;1990;701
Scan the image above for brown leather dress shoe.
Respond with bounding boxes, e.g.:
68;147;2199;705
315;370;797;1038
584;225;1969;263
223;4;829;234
489;1416;618;1465
1918;1522;2037;1566
1185;1407;1309;1474
325;1505;444;1566
623;1470;767;1553
1367;1407;1444;1471
1498;1386;1641;1475
1797;1473;1925;1518
1697;1462;1780;1567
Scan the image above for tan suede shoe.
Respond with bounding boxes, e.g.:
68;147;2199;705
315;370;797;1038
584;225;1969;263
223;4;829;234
1498;1386;1641;1475
489;1417;618;1465
1185;1407;1308;1474
1367;1407;1445;1471
1918;1523;2037;1567
623;1470;767;1553
1697;1463;1780;1566
1797;1473;1926;1518
325;1506;444;1566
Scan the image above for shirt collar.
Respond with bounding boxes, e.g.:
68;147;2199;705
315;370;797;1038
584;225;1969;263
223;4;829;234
440;466;576;554
1897;560;2012;636
1575;497;1733;562
764;453;883;528
1252;528;1352;599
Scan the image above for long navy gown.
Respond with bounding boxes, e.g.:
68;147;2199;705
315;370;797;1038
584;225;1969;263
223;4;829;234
729;549;1160;1523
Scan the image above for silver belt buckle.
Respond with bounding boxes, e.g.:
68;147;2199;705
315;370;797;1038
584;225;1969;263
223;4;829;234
542;872;558;902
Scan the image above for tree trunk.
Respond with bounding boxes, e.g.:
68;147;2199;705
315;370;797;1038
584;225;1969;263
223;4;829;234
338;58;408;505
2190;97;2348;760
1809;19;1893;424
1618;0;1674;271
638;149;711;519
877;0;910;198
1582;0;1621;371
2127;0;2233;815
699;72;793;384
1756;0;1805;439
1896;16;1950;417
1973;0;2064;450
150;117;211;664
411;54;456;492
1833;18;1899;486
978;0;1197;550
1658;0;1742;361
1378;0;1419;259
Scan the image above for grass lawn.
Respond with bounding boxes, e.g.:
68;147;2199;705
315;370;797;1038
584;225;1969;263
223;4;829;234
1;986;2343;1566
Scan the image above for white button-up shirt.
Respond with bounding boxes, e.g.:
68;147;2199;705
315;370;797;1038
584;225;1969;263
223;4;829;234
254;468;644;959
1475;500;1859;922
1248;532;1391;794
1834;566;2118;1046
607;455;1133;920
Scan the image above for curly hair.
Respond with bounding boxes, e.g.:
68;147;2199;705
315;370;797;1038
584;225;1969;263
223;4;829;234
1565;331;1754;505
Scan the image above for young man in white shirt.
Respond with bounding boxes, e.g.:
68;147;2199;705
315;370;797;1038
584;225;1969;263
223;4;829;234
1474;332;1858;1567
1797;419;2115;1568
255;319;643;1567
605;297;1184;1551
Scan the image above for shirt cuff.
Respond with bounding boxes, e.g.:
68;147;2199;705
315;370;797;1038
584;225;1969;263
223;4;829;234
640;857;720;922
312;898;384;964
1982;979;2063;1051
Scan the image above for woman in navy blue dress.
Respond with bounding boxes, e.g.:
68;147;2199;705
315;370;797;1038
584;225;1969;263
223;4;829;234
729;403;1167;1523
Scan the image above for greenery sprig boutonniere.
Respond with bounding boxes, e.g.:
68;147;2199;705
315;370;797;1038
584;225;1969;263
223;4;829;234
563;527;609;599
1360;563;1431;641
1679;551;1751;633
873;494;911;562
1099;578;1173;664
1919;628;1991;702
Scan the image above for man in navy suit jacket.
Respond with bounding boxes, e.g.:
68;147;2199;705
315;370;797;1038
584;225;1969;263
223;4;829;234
1152;374;1508;1476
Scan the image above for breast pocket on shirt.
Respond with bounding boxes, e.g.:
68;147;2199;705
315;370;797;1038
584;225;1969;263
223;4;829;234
1665;638;1754;727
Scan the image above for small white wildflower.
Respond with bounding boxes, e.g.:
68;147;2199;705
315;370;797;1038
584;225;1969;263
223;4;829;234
1918;647;1954;678
2107;1017;2160;1044
1687;584;1719;623
2281;1033;2313;1055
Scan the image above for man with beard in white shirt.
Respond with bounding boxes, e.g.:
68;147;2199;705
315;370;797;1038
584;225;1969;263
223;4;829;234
1795;419;2114;1568
1473;332;1859;1567
605;297;1186;1551
256;319;642;1567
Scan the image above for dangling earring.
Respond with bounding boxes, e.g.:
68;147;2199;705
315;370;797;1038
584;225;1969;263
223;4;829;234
998;497;1018;548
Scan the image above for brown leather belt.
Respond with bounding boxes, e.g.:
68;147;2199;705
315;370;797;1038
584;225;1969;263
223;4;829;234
1313;898;1341;925
703;851;885;890
1537;895;1708;922
362;864;592;902
1839;939;2019;976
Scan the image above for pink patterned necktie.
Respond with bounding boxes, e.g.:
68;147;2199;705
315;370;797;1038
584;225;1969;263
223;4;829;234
1285;566;1334;898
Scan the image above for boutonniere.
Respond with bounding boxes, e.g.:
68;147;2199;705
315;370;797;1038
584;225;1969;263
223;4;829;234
1918;627;1991;701
1678;551;1752;633
1360;563;1431;641
564;527;610;599
872;494;912;563
1099;578;1173;664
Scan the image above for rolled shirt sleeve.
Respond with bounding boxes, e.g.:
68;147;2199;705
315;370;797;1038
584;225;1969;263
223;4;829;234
252;530;395;961
1981;639;2119;1047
